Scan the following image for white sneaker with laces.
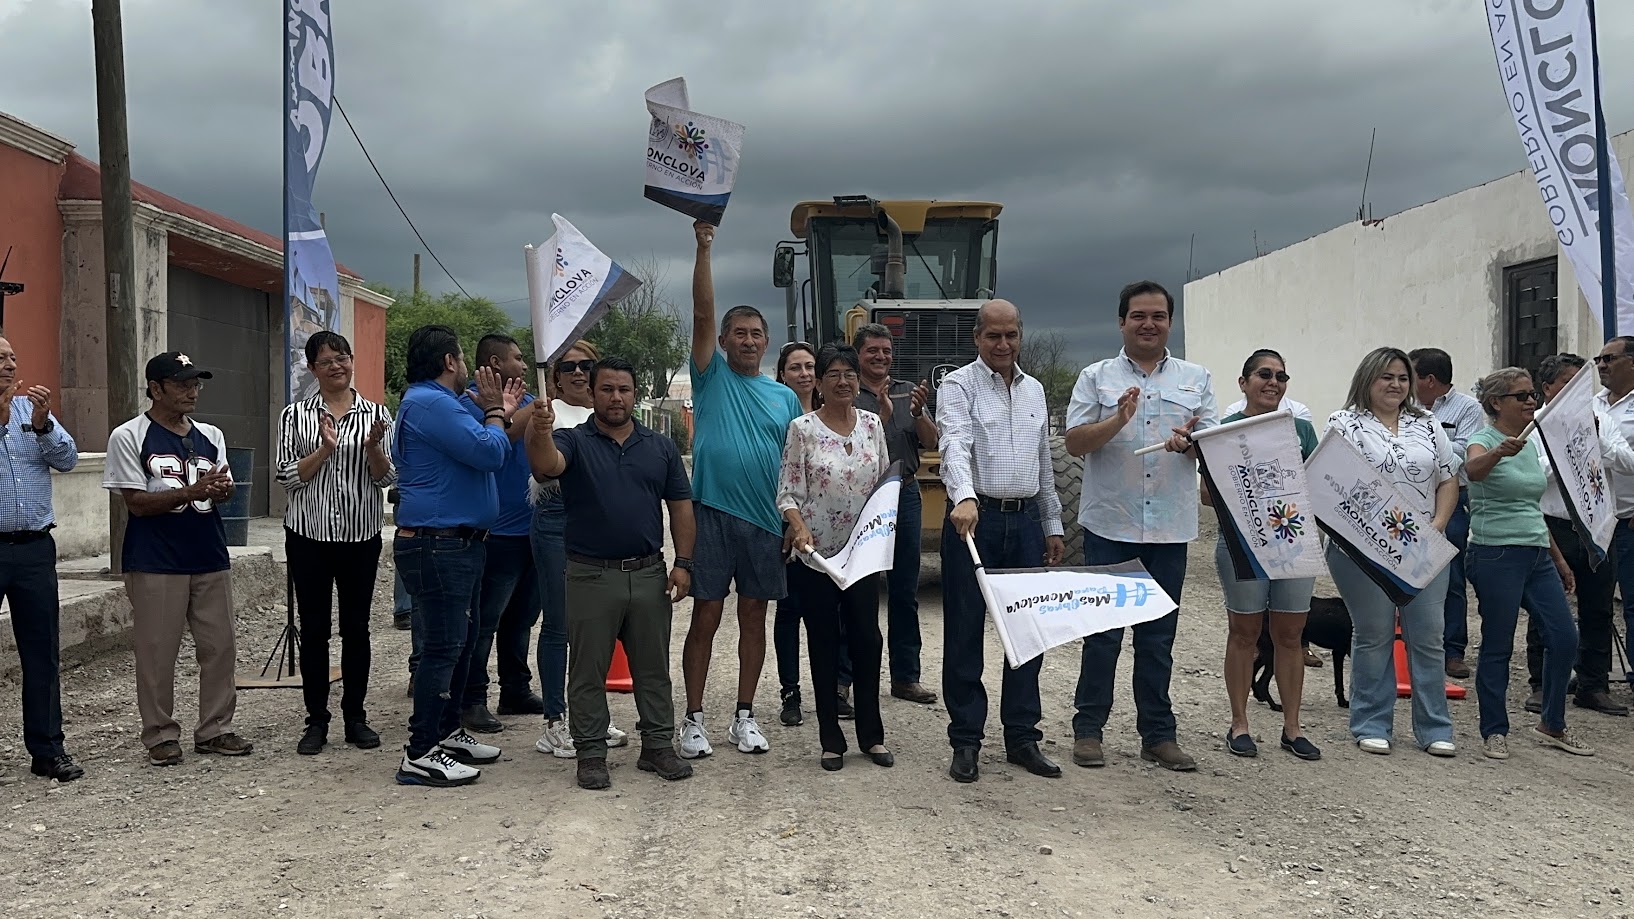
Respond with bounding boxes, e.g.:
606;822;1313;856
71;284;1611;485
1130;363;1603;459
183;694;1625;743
606;721;630;748
535;718;576;759
1425;740;1456;757
727;709;770;754
678;713;713;759
440;730;501;765
396;748;480;787
1357;737;1391;755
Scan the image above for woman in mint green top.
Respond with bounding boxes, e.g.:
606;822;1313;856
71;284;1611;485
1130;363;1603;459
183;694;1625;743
1463;368;1591;760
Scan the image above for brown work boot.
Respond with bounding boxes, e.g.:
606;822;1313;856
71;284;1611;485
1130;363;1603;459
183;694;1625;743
637;747;694;781
890;681;938;704
147;740;184;767
194;733;254;756
1140;741;1197;772
1072;737;1105;768
576;756;611;790
1445;657;1472;679
1303;648;1323;668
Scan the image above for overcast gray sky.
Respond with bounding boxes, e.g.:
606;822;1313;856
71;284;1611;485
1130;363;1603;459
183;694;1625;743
4;0;1634;365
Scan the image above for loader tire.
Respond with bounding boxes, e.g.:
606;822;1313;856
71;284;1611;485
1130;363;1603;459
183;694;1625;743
1050;435;1084;564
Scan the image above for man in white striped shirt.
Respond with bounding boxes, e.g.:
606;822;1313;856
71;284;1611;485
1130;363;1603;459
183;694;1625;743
938;299;1066;784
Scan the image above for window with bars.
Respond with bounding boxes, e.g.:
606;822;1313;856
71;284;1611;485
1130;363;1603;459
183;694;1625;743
1504;258;1558;374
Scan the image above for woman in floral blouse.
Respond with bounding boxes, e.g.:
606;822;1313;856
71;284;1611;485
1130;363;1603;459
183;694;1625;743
777;343;892;771
1325;347;1460;758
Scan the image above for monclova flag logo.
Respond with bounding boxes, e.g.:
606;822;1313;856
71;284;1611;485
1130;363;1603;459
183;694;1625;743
524;214;642;368
643;77;745;226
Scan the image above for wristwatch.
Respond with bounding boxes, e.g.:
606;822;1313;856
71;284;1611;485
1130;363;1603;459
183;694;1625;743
24;420;53;436
674;557;694;571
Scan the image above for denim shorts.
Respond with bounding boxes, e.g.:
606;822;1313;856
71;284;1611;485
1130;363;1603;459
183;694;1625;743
1213;537;1315;614
690;503;787;601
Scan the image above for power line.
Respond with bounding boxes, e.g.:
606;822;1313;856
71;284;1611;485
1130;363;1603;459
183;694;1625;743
332;96;472;300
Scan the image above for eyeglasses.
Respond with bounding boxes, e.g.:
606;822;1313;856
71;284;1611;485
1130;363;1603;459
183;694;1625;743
1250;369;1291;383
1593;352;1631;365
780;341;813;356
312;355;353;370
556;359;595;376
165;379;205;393
822;370;860;383
1496;390;1541;403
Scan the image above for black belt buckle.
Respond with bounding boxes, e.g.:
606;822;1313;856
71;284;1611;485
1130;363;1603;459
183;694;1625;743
617;556;647;572
0;528;48;544
980;496;1028;513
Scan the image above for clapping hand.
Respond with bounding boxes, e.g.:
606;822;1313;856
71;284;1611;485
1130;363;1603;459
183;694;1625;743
26;385;49;429
1116;387;1140;424
501;377;525;416
475;367;505;411
319;412;340;450
1165;416;1198;454
873;378;894;424
910;380;931;416
365;418;389;449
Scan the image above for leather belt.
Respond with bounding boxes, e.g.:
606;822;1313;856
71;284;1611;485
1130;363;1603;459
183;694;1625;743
976;495;1036;513
568;552;664;572
0;528;51;544
396;526;488;541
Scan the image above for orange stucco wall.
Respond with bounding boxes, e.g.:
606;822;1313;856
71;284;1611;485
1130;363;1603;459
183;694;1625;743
0;145;66;403
354;299;386;403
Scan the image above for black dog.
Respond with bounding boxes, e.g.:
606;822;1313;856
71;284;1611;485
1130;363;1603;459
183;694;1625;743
1250;596;1353;710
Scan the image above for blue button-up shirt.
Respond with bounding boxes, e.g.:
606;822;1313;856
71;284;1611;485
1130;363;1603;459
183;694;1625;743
459;388;534;538
1066;349;1217;544
0;396;78;532
391;381;509;529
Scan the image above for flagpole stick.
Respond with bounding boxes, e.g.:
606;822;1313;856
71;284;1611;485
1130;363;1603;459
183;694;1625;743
964;532;1023;669
1589;0;1617;339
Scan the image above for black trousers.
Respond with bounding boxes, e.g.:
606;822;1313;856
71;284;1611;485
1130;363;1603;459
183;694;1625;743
285;529;382;726
0;535;64;759
789;563;884;755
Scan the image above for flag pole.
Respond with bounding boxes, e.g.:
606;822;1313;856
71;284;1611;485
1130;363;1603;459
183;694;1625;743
964;532;1023;668
1589;0;1617;340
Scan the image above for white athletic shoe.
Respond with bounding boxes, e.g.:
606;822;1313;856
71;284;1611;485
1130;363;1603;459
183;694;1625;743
439;730;501;765
396;748;480;787
727;709;770;754
606;721;630;748
1425;740;1456;758
1357;737;1392;755
678;712;713;759
535;718;576;759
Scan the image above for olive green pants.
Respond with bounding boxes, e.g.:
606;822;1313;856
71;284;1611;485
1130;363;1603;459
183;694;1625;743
565;560;675;758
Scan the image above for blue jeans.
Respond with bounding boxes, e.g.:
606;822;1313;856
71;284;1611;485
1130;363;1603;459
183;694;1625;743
530;493;569;719
396;534;485;759
1442;489;1470;660
1326;542;1453;747
393;569;412;620
1466;544;1577;735
0;536;65;760
1073;532;1187;746
940;499;1044;752
464;534;538;707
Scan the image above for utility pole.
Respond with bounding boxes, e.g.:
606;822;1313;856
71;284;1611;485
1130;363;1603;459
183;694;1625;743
93;0;138;577
412;253;421;295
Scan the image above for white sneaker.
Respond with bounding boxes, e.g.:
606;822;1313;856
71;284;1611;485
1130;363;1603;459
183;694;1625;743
606;721;630;748
727;709;770;754
535;718;576;759
1425;740;1456;758
396;748;479;787
1357;737;1392;755
439;730;501;765
678;713;713;759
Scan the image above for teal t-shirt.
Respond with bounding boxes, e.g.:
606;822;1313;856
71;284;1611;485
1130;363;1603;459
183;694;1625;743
689;350;803;535
1467;426;1549;547
1222;412;1320;460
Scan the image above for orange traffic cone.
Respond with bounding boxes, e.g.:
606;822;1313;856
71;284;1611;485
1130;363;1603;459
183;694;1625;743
606;641;634;693
1393;617;1467;699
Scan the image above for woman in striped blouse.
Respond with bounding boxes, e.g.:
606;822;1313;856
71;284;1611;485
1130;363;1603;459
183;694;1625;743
276;331;396;755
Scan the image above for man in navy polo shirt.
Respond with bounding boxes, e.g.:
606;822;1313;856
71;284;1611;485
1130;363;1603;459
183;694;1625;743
391;325;520;787
526;356;696;790
104;351;250;767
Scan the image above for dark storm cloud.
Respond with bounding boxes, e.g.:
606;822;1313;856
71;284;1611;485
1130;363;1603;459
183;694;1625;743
4;0;1633;368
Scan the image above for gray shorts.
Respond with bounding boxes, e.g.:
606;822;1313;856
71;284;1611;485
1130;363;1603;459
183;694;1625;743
1214;537;1314;614
690;503;787;601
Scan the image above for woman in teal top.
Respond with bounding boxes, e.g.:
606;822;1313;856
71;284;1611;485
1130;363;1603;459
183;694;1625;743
1463;367;1592;760
1204;349;1322;761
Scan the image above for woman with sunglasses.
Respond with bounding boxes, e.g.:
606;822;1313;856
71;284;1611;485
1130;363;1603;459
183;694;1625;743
1462;368;1593;759
1205;349;1322;760
772;341;825;727
530;341;628;757
1326;347;1459;758
777;343;893;771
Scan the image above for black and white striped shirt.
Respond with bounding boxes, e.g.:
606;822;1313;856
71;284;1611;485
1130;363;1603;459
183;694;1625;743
276;390;397;542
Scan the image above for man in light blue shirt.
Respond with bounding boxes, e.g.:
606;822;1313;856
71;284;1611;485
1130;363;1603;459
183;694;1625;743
0;334;83;782
1065;281;1216;773
1410;347;1484;679
678;220;802;760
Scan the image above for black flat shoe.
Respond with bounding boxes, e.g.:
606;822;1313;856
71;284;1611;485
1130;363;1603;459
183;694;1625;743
950;747;979;783
297;724;327;756
1226;729;1258;758
497;692;546;716
821;754;844;772
866;749;894;768
344;721;381;749
1005;741;1062;778
1280;733;1321;761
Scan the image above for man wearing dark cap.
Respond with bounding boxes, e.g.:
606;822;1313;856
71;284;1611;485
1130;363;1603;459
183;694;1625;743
103;352;251;767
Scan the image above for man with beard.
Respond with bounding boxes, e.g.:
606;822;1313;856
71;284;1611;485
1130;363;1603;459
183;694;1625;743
526;357;696;789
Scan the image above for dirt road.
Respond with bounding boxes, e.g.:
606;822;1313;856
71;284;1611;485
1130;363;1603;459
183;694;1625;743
3;533;1633;919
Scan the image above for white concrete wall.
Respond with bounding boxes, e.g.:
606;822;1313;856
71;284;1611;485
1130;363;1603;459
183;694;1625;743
50;452;108;560
1185;133;1634;425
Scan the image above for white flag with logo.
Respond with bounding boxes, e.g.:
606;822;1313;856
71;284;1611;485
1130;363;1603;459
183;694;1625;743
1485;0;1634;335
1307;430;1458;606
644;77;745;226
970;543;1177;669
799;463;902;590
524;214;642;369
1534;364;1616;559
1193;410;1327;581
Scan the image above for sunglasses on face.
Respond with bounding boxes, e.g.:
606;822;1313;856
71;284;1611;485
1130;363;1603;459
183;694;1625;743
1496;390;1541;403
556;359;595;376
1594;352;1631;365
1250;369;1290;383
781;341;813;357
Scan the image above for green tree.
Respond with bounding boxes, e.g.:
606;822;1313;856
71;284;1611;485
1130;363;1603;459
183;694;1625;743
1024;329;1079;431
376;285;518;411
